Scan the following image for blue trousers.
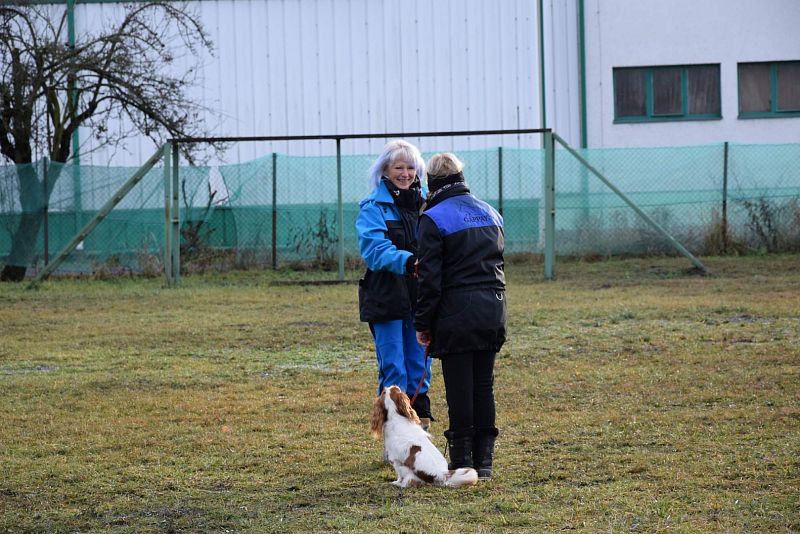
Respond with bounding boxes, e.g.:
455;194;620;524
370;313;431;398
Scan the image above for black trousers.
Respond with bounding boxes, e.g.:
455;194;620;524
440;351;496;438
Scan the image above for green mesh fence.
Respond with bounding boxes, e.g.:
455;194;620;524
1;160;167;275
1;142;798;278
555;143;800;256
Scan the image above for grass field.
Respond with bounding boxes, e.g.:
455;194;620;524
1;255;798;533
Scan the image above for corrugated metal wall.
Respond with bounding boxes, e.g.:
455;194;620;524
73;0;582;166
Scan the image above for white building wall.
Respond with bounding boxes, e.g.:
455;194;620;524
73;0;583;166
584;0;800;148
542;0;582;145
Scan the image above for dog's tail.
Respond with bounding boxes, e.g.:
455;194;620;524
442;467;478;488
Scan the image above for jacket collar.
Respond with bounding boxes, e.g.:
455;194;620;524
373;179;395;203
363;178;426;205
424;182;471;211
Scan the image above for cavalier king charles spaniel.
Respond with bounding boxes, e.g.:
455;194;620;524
370;385;478;488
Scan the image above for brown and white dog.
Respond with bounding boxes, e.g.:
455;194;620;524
370;385;478;488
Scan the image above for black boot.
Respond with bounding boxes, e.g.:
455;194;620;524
444;430;474;470
411;392;434;428
474;428;498;480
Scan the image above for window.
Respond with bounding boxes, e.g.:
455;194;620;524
739;61;800;118
614;64;721;123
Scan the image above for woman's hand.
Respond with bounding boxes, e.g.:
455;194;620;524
416;330;431;347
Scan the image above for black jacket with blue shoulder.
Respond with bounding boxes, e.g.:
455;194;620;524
356;179;422;322
414;183;507;356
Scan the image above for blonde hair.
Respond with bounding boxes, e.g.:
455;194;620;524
426;152;464;177
368;140;426;190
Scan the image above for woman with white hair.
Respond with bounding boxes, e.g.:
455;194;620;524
356;140;434;428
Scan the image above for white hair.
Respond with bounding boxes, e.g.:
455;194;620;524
367;140;426;190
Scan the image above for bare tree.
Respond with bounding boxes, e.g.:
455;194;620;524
0;1;219;281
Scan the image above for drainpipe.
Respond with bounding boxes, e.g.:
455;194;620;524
67;0;82;232
538;0;550;261
537;0;547;138
577;0;590;221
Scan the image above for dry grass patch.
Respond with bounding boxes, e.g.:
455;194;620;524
1;255;798;532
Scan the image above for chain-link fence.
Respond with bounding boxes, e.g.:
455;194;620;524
1;137;798;280
554;142;800;257
1;159;168;277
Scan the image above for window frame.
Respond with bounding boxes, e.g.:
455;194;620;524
613;64;722;124
738;60;800;119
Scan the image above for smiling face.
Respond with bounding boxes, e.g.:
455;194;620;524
384;159;417;190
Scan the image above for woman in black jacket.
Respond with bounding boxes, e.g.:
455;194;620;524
414;152;506;480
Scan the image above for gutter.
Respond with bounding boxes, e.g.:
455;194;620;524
67;0;79;164
578;0;587;148
537;0;547;135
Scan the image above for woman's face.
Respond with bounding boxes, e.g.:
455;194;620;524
384;159;417;190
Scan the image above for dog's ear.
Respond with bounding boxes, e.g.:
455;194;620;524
370;390;387;438
389;387;421;425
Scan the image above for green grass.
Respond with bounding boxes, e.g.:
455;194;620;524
1;255;798;533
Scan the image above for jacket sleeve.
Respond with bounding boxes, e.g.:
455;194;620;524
356;200;412;275
414;214;443;332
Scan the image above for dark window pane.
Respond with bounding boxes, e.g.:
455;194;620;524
777;62;800;111
739;63;771;113
653;67;682;115
615;68;646;117
688;65;720;115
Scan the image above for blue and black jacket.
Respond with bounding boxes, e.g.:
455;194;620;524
414;183;507;356
356;179;422;323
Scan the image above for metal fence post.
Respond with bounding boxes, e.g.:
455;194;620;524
171;143;180;284
722;141;729;252
43;158;49;266
544;130;555;280
272;152;277;269
162;143;173;287
498;146;504;216
336;138;345;281
580;164;590;221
